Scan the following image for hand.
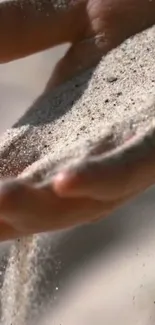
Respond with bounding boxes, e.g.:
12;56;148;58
0;0;155;88
0;128;155;242
0;0;155;241
0;179;105;241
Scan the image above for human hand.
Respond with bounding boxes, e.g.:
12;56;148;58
0;0;155;87
0;128;155;242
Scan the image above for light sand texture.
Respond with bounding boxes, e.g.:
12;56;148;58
1;27;155;180
0;26;155;325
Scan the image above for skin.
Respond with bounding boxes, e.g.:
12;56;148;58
1;0;155;87
0;0;155;241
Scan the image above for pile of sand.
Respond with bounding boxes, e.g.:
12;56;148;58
0;26;155;182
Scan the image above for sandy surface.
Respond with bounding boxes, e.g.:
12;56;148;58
0;26;155;325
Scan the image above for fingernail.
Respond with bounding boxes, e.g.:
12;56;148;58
53;171;70;190
53;170;78;195
53;172;68;183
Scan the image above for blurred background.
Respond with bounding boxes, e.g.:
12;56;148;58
0;44;69;133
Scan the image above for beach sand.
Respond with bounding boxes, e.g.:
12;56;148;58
0;26;155;324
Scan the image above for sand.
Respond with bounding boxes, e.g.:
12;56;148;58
1;27;155;181
0;26;155;325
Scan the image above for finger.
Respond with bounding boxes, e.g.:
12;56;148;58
0;178;133;242
0;179;105;236
0;0;59;62
52;159;128;200
0;179;53;232
0;220;19;241
53;140;155;201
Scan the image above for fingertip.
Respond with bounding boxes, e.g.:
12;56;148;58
53;171;80;196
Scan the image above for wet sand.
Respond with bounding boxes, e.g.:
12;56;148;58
0;27;155;325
